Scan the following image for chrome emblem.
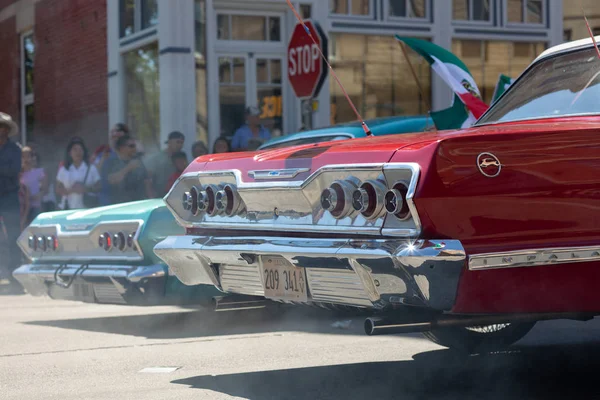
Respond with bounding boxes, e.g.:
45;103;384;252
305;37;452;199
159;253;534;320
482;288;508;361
477;153;502;178
249;168;310;180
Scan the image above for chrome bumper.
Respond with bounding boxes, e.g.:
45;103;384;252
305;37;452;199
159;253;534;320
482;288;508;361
13;263;167;305
154;236;466;311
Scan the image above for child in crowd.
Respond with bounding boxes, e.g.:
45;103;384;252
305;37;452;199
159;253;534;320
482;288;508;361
165;151;189;194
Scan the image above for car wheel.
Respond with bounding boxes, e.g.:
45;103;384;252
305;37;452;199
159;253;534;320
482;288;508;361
422;322;535;354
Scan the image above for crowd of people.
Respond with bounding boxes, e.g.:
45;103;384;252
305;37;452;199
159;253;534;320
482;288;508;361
0;105;274;292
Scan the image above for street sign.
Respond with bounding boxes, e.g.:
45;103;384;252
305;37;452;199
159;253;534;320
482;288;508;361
287;20;328;99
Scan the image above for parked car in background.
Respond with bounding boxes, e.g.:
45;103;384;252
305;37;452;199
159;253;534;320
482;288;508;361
258;115;433;150
155;36;600;353
13;199;220;306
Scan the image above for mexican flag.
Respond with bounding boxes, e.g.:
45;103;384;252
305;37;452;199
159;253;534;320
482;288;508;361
395;36;489;130
492;74;514;104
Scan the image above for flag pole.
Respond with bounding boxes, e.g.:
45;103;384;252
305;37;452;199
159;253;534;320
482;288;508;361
397;41;437;132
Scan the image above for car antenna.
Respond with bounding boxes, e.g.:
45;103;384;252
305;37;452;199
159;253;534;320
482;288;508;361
583;8;600;59
285;0;372;136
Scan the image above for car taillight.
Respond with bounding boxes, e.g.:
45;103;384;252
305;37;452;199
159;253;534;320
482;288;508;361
28;235;37;250
46;235;58;252
98;232;112;251
113;232;126;251
352;180;386;220
204;184;220;216
385;182;410;220
127;232;135;248
37;236;47;252
320;180;357;219
216;184;243;216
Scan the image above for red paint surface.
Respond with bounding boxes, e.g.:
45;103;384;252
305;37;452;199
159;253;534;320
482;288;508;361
186;116;600;314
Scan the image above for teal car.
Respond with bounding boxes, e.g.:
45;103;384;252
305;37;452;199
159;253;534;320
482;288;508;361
258;115;433;150
13;199;220;306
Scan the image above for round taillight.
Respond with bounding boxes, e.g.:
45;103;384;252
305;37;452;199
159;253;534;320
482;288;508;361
182;189;195;213
101;232;112;251
215;184;243;216
385;182;410;220
320;180;356;219
204;185;220;216
352;180;386;220
37;236;47;252
127;232;135;248
46;235;58;252
113;232;126;251
28;235;36;250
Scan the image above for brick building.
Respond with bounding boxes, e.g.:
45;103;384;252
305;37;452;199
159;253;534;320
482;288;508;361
0;0;107;177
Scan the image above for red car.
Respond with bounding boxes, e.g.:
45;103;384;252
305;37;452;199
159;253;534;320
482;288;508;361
155;37;600;353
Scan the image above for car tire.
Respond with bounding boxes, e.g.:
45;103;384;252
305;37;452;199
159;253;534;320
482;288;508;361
422;322;536;354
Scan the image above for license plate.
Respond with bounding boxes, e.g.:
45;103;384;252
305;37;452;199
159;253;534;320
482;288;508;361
261;256;308;302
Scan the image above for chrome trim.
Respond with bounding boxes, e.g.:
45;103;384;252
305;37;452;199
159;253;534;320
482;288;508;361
12;263;167;299
469;245;600;271
17;219;145;262
248;168;310;180
164;163;421;237
154;235;465;310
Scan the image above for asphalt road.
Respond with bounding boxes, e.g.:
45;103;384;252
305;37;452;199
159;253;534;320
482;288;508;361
1;295;600;400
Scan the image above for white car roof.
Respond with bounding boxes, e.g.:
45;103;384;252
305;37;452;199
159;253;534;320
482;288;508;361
535;35;600;63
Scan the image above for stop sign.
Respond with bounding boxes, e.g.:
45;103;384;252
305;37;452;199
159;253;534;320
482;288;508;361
287;21;328;99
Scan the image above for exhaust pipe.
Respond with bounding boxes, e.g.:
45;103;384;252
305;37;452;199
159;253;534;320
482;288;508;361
212;295;269;312
365;317;431;336
364;312;595;336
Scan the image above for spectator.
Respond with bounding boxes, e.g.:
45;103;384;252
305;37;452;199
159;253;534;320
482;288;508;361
145;131;185;199
213;136;231;154
191;140;208;159
97;123;129;205
165;151;189;193
0;112;23;293
20;146;48;225
103;135;153;204
231;106;271;151
56;138;101;210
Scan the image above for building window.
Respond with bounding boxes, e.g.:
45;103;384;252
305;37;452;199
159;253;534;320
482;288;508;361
330;0;371;16
21;32;34;144
124;43;160;153
452;40;545;104
300;4;312;19
120;0;158;38
453;0;491;21
507;0;543;24
329;33;431;124
217;14;281;42
389;0;427;18
563;29;572;42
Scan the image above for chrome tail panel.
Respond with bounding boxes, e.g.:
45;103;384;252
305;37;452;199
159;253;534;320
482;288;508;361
154;236;466;311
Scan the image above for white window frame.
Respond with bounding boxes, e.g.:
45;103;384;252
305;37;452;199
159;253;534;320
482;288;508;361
385;0;430;22
451;0;494;25
212;51;289;140
118;0;158;44
20;30;34;145
505;0;546;27
329;0;375;20
215;10;284;46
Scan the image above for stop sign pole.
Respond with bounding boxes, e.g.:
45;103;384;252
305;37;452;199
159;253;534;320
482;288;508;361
287;20;328;100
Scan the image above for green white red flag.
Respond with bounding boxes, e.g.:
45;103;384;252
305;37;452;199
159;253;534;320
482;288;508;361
395;36;489;129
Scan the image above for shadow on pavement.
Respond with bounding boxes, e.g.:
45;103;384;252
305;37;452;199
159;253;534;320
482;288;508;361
172;343;600;399
24;306;384;340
